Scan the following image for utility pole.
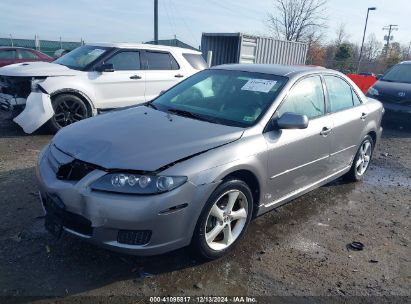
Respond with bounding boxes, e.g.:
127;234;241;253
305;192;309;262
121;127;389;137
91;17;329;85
358;7;376;73
383;24;398;56
154;0;158;44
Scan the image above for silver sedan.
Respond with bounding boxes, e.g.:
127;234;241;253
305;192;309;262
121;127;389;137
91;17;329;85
37;64;383;259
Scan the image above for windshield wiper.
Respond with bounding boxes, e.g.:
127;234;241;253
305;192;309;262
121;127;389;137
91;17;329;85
167;108;210;122
145;102;158;110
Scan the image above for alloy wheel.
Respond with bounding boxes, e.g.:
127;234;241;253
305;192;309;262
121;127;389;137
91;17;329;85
204;189;249;251
356;140;372;176
54;99;87;127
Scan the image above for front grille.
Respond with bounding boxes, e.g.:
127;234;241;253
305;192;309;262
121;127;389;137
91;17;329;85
0;75;32;98
57;160;98;181
117;230;152;245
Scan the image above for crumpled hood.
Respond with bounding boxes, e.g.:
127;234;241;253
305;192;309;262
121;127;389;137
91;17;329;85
52;106;244;172
0;61;80;77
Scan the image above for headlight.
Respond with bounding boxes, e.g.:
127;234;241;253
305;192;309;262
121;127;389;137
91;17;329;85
31;78;46;92
90;173;187;194
367;86;379;96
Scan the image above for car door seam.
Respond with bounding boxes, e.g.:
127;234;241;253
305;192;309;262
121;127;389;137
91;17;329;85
264;165;351;208
329;145;356;156
270;154;329;179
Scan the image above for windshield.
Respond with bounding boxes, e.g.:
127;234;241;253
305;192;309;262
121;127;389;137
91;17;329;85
381;64;411;84
54;45;110;70
152;69;287;127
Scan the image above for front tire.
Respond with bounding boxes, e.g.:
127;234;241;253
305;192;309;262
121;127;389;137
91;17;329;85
192;179;253;260
46;94;90;133
345;135;374;182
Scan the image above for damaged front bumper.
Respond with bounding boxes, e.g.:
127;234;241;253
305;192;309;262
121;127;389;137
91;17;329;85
36;145;216;256
13;92;54;134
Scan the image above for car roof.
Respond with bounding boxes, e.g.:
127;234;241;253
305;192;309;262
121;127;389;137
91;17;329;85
212;64;329;77
399;61;411;65
0;46;37;51
86;42;201;54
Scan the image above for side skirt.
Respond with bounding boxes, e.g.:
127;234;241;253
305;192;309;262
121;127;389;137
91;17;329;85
257;165;351;216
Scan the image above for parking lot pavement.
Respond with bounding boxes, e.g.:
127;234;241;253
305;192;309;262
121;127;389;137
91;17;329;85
0;112;410;299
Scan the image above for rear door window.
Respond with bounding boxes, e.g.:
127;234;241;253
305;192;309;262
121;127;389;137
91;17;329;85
183;53;208;70
18;49;39;59
0;50;16;59
146;51;178;70
324;75;355;112
106;51;141;70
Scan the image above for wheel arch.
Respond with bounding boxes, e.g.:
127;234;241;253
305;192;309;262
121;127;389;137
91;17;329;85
50;89;95;116
367;130;377;147
220;169;261;218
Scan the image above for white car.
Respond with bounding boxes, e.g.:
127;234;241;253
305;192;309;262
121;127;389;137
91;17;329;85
0;43;207;133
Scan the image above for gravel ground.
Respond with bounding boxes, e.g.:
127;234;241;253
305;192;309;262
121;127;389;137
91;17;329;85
0;112;410;300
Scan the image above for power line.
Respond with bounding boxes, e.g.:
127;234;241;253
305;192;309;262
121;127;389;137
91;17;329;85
206;0;263;22
168;0;197;44
162;0;177;38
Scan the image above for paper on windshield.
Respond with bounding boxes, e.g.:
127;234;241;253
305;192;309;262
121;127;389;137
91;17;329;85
241;79;277;93
88;49;106;57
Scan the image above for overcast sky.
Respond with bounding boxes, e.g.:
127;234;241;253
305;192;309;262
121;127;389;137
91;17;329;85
1;0;410;48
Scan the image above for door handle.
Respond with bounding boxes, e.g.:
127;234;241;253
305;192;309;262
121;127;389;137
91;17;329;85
174;74;184;78
320;127;332;136
130;75;142;80
360;112;368;120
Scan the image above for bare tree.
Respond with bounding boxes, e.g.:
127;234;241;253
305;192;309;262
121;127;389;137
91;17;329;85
363;34;382;61
267;0;328;42
335;23;350;46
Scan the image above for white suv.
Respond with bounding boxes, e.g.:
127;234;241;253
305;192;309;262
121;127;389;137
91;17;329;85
0;43;207;133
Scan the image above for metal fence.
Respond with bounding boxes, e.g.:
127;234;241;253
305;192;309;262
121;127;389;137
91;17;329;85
0;36;83;57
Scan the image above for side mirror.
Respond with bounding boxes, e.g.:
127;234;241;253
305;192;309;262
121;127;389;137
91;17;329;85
274;112;309;129
376;74;383;80
96;63;114;72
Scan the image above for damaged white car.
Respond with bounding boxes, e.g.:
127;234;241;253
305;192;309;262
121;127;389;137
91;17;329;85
0;43;206;133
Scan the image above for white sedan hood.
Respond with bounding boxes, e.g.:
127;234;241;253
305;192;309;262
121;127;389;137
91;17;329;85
0;62;80;77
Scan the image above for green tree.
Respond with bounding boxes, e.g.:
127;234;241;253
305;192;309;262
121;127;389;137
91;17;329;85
334;43;355;73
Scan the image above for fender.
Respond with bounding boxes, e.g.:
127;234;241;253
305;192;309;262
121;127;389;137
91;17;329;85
13;76;98;133
50;88;97;116
41;76;97;114
13;92;54;134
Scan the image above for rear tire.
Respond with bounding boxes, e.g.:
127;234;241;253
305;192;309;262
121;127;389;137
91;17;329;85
46;94;90;133
192;179;253;260
345;135;374;182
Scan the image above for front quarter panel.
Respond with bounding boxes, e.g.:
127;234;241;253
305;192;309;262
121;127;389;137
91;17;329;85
161;130;269;204
40;75;97;110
